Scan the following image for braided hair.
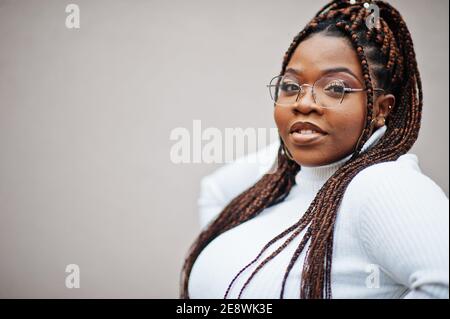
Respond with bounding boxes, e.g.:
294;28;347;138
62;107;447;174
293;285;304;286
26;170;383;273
180;0;422;299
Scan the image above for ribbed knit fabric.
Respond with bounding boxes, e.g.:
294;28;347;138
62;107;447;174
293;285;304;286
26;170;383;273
189;125;449;299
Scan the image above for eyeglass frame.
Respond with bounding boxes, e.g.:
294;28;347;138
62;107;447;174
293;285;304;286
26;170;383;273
266;74;385;108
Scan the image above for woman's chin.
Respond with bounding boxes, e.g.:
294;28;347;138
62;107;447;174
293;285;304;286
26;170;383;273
291;155;330;167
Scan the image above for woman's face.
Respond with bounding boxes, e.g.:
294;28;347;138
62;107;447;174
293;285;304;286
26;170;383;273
274;33;368;167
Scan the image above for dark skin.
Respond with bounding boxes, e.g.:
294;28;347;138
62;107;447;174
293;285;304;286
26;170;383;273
274;33;395;167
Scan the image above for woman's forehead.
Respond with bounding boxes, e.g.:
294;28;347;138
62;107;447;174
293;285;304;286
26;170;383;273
287;34;363;80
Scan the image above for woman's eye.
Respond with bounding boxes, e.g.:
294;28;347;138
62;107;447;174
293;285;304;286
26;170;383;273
324;81;345;96
280;82;300;93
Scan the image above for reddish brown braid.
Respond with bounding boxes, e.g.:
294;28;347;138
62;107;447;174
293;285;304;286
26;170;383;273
180;0;422;299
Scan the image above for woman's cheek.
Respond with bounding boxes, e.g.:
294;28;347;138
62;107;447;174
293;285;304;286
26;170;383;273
273;107;288;136
336;117;366;154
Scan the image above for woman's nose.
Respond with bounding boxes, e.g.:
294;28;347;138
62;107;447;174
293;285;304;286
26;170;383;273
292;86;323;114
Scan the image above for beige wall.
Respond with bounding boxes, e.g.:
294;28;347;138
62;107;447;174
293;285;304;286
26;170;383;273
0;0;448;298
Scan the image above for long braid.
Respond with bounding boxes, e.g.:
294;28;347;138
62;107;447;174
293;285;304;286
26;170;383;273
180;0;423;299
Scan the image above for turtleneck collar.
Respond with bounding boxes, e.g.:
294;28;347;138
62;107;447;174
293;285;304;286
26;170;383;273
295;125;387;184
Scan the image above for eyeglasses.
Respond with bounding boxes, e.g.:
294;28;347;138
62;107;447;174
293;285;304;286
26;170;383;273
267;74;384;108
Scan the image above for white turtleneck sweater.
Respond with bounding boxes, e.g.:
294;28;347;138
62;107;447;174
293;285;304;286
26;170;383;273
188;125;449;299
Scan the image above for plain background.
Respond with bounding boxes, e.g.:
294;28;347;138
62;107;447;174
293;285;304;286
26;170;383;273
0;0;448;298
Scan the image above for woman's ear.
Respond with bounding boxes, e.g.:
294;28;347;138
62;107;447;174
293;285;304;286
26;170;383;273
373;93;395;128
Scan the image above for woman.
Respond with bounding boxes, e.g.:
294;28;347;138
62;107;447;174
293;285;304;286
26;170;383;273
181;0;449;299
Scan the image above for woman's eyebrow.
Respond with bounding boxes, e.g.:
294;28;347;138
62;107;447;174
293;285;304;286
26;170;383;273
322;67;362;83
285;67;362;83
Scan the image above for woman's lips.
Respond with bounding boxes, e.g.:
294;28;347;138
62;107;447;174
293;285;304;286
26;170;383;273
289;131;327;145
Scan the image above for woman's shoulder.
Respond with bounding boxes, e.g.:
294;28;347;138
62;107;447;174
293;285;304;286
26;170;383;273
347;152;448;204
354;153;422;180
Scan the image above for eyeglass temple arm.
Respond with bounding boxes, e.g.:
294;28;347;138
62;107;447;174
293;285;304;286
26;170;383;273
345;88;385;93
